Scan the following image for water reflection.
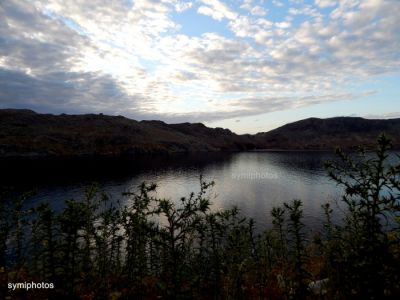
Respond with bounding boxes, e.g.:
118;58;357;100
3;151;396;230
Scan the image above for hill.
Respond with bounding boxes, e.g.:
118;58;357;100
0;110;399;158
255;117;400;150
0;109;256;158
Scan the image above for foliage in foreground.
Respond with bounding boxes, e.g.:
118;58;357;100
0;135;399;300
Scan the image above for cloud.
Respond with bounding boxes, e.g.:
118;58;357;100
275;21;291;28
197;0;237;21
0;68;147;115
175;1;193;13
0;0;399;125
197;6;225;21
272;0;284;7
240;0;267;16
363;112;400;119
0;0;179;117
315;0;337;8
289;5;322;18
145;92;374;124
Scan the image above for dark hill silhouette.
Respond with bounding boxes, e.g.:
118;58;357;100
255;117;400;150
0;109;256;158
0;110;399;158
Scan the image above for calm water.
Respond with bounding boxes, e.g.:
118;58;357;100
3;151;397;229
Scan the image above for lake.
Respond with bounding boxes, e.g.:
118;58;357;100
3;150;397;230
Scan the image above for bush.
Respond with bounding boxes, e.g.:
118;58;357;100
324;134;400;299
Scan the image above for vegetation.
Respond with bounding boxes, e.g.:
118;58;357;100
0;135;399;299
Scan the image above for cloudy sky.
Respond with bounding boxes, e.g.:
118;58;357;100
1;0;399;133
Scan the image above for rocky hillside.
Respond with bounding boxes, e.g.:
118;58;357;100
0;109;256;158
1;110;399;158
255;117;400;150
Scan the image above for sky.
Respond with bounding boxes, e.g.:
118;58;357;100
0;0;399;134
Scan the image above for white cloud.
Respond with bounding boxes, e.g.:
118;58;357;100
197;0;237;20
240;0;253;11
275;21;291;29
1;0;399;124
364;112;400;119
315;0;337;8
250;5;267;16
175;1;192;12
272;0;284;7
289;5;322;18
240;0;267;16
197;6;225;21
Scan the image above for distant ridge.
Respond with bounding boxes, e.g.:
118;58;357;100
0;109;256;158
255;117;400;150
0;109;399;158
